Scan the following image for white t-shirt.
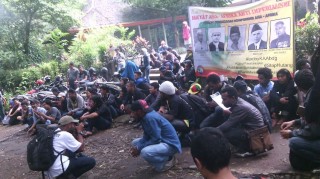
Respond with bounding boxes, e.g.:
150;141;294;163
46;129;81;177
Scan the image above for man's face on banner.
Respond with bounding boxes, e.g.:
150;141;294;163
212;32;221;43
252;30;263;43
197;32;204;42
230;33;240;44
275;23;285;37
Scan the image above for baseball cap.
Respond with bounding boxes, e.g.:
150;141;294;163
58;116;79;126
188;83;202;95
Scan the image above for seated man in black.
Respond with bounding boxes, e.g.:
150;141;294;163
120;81;146;114
80;95;112;136
218;87;264;157
145;82;160;106
100;85;118;118
134;71;150;95
151;81;195;137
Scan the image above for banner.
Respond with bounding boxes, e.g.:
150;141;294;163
188;0;294;79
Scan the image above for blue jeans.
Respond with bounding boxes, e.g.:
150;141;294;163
144;67;150;83
132;138;177;171
289;137;320;171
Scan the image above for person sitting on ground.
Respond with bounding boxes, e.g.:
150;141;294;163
46;116;96;178
67;89;85;119
218;87;265;157
180;60;196;90
158;62;176;85
78;64;89;82
37;99;61;124
151;81;195;138
145;82;160;106
200;73;232;128
158;40;169;54
270;68;298;126
57;92;68;116
180;83;210;129
234;80;272;132
172;62;184;77
120;81;146;114
161;50;177;63
280;69;320;171
18;100;33;128
27;99;47;135
185;45;194;64
100;85;118;118
167;47;181;61
134;71;149;95
80;95;112;137
8;98;22;125
191;127;237;179
254;67;274;108
130;100;181;172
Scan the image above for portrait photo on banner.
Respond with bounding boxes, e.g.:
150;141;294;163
227;25;246;51
247;22;269;50
270;18;291;49
207;27;226;52
193;28;208;52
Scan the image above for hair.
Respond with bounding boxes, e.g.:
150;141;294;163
150;82;159;90
68;88;76;94
191;127;231;174
134;71;142;76
51;87;59;93
275;21;284;26
127;81;136;88
296;59;310;71
161;51;168;56
294;69;314;91
233;81;247;93
121;77;129;84
91;95;102;107
100;85;110;91
130;100;143;111
43;99;53;106
30;99;40;104
87;87;98;95
21;100;29;106
221;87;238;99
257;67;273;80
78;64;84;68
69;62;74;66
277;68;292;81
206;73;221;84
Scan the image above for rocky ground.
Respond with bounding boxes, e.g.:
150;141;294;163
1;115;320;179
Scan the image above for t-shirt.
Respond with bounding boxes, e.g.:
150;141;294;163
46;128;81;177
33;107;47;124
46;107;61;122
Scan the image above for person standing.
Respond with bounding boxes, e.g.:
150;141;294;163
182;21;191;48
141;48;151;83
130;100;181;172
67;62;79;90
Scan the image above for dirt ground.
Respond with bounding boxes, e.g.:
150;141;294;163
0;115;319;179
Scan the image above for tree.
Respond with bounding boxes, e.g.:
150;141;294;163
124;0;231;47
0;0;84;70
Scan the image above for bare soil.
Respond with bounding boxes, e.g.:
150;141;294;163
0;116;318;179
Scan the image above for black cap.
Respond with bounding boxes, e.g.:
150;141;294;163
233;80;247;90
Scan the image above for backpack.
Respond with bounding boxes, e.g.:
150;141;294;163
27;126;63;172
180;94;210;128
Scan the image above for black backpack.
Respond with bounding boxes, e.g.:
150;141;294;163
27;126;63;172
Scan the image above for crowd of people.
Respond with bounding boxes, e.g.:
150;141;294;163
0;34;319;178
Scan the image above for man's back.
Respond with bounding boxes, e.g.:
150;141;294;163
218;98;264;132
47;128;81;177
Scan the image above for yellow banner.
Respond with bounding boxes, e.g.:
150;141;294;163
188;0;294;79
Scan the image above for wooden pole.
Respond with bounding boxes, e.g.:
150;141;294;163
138;25;142;37
162;22;167;43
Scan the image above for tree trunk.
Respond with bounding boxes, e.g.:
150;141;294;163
24;19;31;55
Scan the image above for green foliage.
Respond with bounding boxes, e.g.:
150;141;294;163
68;26;135;68
295;12;320;59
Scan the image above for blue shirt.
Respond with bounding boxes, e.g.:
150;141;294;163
121;60;139;81
135;110;182;153
254;81;274;98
